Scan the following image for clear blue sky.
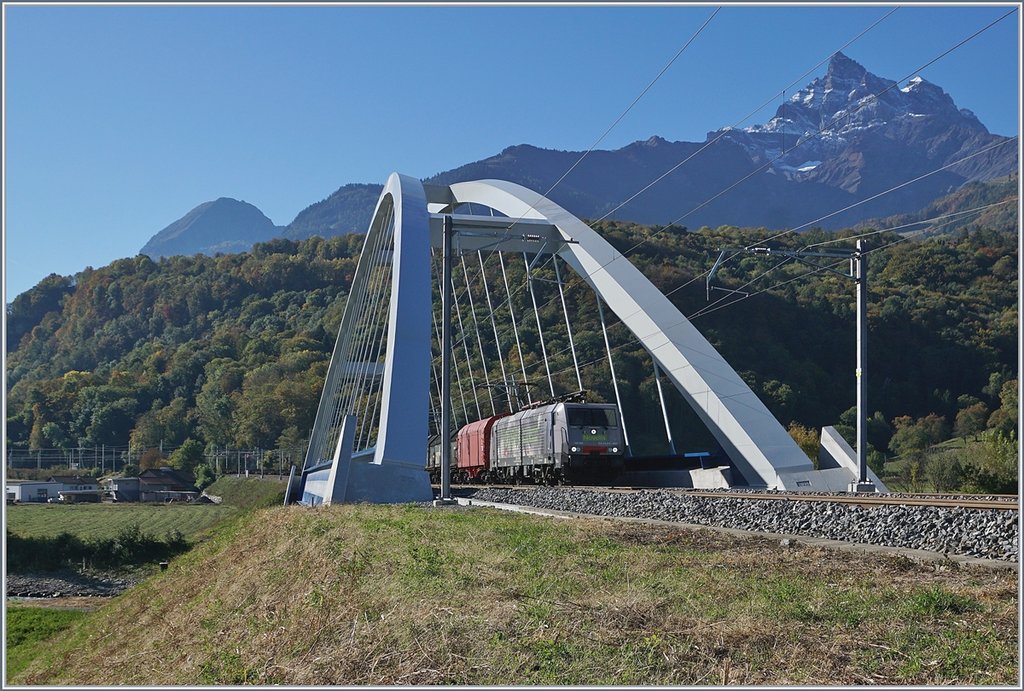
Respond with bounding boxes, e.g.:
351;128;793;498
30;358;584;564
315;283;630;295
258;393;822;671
3;2;1020;300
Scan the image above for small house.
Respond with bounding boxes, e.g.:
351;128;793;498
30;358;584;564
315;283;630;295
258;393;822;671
104;467;199;502
138;467;199;502
5;480;62;503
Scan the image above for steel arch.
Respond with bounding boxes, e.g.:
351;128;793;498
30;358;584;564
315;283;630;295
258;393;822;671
298;174;884;504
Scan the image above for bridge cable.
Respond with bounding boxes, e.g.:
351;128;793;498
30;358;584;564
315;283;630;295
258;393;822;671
332;202;392;456
598;296;632;454
432;247;471;429
356;213;397;450
447;6;913;364
524;252;557;397
462;254;497;416
479;251;515;412
481;6;1013;335
554;255;585;392
452;258;483;420
499;252;533;405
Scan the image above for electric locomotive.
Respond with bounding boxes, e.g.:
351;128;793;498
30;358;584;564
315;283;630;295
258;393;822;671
491;402;624;483
427;402;625;485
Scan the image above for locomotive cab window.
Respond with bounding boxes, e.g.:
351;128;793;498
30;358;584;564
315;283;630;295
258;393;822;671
566;407;618;428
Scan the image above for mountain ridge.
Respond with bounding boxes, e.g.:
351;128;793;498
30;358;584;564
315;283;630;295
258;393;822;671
140;52;1016;258
139;197;284;259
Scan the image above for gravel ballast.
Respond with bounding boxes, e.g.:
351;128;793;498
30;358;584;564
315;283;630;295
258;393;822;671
466;487;1019;562
6;570;142;598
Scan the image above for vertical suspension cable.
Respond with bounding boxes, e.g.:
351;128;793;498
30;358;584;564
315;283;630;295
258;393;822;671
553;255;583;392
355;213;397;450
653;359;677;455
349;208;394;447
499;252;532;405
598;296;631;455
360;223;399;451
343;203;392;418
452;262;483;421
428;282;444;438
461;254;495;416
479;251;514;412
329;203;391;454
524;253;555;398
432;247;470;428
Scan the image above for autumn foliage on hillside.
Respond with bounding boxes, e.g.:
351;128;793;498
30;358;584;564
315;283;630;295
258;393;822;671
5;217;1017;491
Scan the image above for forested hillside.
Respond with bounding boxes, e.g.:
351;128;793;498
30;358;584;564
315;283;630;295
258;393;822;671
5;218;1017;489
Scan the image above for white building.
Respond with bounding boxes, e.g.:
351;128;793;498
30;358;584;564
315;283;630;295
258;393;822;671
5;481;62;503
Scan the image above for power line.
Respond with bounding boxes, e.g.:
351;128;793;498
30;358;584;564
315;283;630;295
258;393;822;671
429;7;1016;410
574;6;1017;283
461;5;970;346
524;197;1014;384
468;8;720;268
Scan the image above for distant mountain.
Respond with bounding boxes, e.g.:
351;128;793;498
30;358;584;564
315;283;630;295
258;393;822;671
140;198;283;259
859;173;1018;238
140;53;1017;257
282;184;382;241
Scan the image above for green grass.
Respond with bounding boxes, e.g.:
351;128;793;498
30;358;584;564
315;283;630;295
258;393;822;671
10;504;1018;686
5;476;287;543
204;475;288;510
5;607;88;678
5;503;238;541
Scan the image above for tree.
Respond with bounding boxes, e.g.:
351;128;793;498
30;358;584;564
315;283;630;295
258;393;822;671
986;379;1018;438
889;413;950;457
925;449;965;492
41;422;70;451
139;448;166;471
954;402;989;441
194;464;217;490
169;438;205;474
787;422;818;463
962;433;1018;494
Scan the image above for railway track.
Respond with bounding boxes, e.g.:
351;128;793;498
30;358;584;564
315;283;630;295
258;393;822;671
451;484;1019;512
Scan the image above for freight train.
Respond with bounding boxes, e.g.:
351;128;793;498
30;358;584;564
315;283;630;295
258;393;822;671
427;402;625;485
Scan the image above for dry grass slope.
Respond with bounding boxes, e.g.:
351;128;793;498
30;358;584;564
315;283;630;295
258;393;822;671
11;503;1018;686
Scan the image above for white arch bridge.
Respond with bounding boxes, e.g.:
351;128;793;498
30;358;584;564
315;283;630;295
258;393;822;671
294;173;883;505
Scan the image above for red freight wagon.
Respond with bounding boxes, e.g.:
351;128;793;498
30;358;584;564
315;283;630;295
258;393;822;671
456;413;507;482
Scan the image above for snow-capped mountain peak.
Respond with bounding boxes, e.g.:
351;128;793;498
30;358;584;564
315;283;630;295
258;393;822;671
712;52;989;177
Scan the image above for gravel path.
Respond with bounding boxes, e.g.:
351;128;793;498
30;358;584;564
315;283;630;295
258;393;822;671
466;487;1019;562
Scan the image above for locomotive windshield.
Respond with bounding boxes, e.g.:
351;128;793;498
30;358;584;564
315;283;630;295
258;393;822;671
566;407;618;428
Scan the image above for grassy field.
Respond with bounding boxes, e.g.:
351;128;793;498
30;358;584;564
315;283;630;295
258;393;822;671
5;607;88;679
5;476;287;543
8;503;1018;686
4;503;238;541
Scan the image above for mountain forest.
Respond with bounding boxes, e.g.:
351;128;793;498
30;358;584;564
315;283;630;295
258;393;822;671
5;179;1018;493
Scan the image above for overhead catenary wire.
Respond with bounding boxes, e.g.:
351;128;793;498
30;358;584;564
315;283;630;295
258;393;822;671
426;7;1015;419
474;6;723;265
503;6;1016;320
441;135;1017;378
448;6;949;358
520;197;1014;385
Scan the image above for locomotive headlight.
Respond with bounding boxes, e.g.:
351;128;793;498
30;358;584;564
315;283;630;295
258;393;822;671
611;447;619;453
571;446;579;453
590;428;597;435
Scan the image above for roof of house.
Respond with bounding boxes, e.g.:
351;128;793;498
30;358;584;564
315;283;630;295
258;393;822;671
47;475;98;485
138;467;197;490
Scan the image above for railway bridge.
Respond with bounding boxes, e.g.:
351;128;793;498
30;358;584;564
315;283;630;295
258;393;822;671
295;174;884;505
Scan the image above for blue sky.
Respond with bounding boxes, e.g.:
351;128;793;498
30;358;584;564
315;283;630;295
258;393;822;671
3;2;1020;300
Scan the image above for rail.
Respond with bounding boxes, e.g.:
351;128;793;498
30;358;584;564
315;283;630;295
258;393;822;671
451;484;1019;512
